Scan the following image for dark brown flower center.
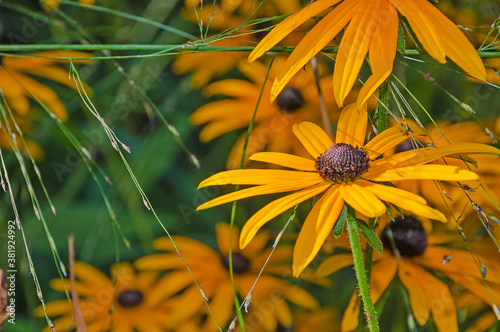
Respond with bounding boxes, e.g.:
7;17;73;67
276;87;304;112
221;252;250;274
254;20;274;40
380;215;427;257
394;139;425;154
315;143;370;183
117;290;143;308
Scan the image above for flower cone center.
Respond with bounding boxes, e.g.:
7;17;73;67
394;139;425;153
315;143;370;183
276;87;304;112
117;290;144;308
381;215;427;257
221;252;250;274
255;20;273;40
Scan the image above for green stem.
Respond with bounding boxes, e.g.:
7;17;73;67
376;80;390;133
346;207;379;332
0;43;498;57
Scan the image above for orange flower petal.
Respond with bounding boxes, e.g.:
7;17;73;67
248;0;342;62
363;125;411;159
335;103;367;146
271;0;359;101
292;121;333;158
339;183;386;218
293;187;344;277
249;152;316;171
240;182;331;248
359;180;446;222
365;164;479;182
197;177;323;210
333;0;383;106
315;253;354;279
388;0;446;63
398;261;432;326
356;2;398;107
198;169;315;188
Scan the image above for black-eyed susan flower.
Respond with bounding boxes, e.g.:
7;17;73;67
196;104;500;276
248;0;487;107
135;222;318;332
0;51;92;121
35;262;199;332
173;0;305;88
190;57;352;169
315;215;500;332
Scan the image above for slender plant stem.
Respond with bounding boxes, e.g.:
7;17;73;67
376;80;390;133
311;56;333;138
346;207;379;332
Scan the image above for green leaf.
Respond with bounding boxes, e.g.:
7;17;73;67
333;204;348;238
356;218;383;254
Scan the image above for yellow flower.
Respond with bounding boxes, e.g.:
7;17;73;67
35;262;198;332
135;222;318;332
315;215;500;332
196;104;500;277
190;57;349;169
0;51;92;121
248;0;486;107
173;0;305;88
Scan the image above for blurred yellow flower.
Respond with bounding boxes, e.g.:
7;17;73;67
173;0;305;88
249;0;486;107
135;222;318;332
42;0;95;10
0;51;92;121
315;215;500;332
196;105;499;277
190;57;351;169
35;262;199;332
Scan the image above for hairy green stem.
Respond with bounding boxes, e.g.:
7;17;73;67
346;207;379;332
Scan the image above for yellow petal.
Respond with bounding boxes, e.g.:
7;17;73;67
363;125;410;159
398;261;432;326
248;0;343;62
314;253;354;279
359;180;446;222
293;187;344;277
370;143;500;169
389;0;446;63
335;103;367;146
215;222;239;254
365;164;479;182
249;152;316;171
197;177;323;210
356;3;398;107
292;121;333;158
198;169;316;188
333;0;383;106
270;0;359;101
240;182;331;248
203;79;257;98
339;183;386;218
393;0;485;80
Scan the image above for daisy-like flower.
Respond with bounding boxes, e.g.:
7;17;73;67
191;57;352;169
0;51;92;121
35;262;199;332
135;222;318;332
315;215;500;332
173;0;304;88
196;104;500;276
248;0;486;107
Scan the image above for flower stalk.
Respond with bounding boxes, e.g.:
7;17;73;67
346;206;379;332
